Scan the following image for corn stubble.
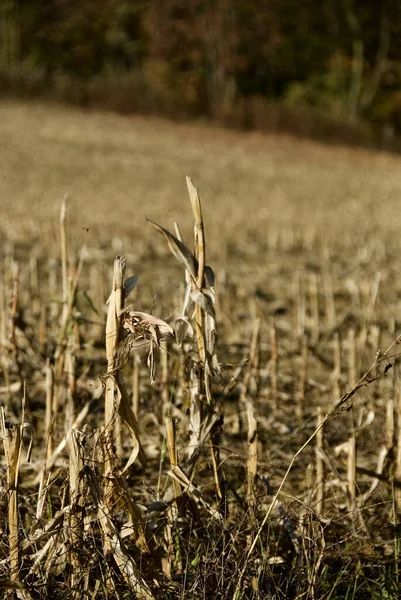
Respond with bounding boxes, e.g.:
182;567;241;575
1;181;401;600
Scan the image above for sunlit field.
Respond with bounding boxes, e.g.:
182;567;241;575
1;100;401;599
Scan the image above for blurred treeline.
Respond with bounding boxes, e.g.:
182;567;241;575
1;0;401;143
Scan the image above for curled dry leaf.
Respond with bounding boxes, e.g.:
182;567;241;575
120;308;175;346
175;315;194;344
115;308;175;385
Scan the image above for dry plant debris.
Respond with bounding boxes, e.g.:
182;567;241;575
1;103;401;599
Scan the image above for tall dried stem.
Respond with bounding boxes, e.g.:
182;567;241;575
105;257;125;430
332;332;342;400
132;354;141;420
1;394;25;583
164;417;182;576
309;272;320;344
347;327;357;388
10;261;23;387
67;429;84;593
244;318;260;512
60;196;69;327
322;252;336;328
315;406;324;516
269;321;278;414
45;359;55;458
295;272;306;339
104;256;146;472
297;333;309;420
186;176;206;365
347;412;357;514
160;340;170;421
395;365;401;514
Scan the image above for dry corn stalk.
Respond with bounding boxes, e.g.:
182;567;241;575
385;369;395;450
132;353;141;419
64;342;76;433
105;256;125;430
10;261;22;386
1;398;25;583
60;196;69;328
100;515;154;600
322;252;336;328
81;430;153;599
104;256;146;470
234;333;401;598
347;327;357;388
168;465;223;522
186;176;206;365
147;177;222;495
66;429;84;594
160;339;170;420
332;332;342;400
347;413;356;513
395;364;401;514
100;257;153;582
164;417;183;576
34;398;95;482
99;486;154;596
296;333;309;420
241;317;260;511
147;177;221;403
246;399;258;514
269;321;278;414
187;363;202;461
315;406;324;516
114;476;150;553
295;272;306;339
44;359;55;458
308;272;320;344
55;244;86;363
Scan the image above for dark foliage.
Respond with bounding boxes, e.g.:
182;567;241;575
1;1;401;139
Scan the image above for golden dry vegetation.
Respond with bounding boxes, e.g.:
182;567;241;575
1;100;401;599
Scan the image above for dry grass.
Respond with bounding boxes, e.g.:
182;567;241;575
2;99;401;256
1;99;401;599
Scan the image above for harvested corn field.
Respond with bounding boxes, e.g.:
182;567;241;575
1;100;401;599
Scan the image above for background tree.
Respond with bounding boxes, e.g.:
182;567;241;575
1;0;401;139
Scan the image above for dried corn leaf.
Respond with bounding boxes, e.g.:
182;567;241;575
182;282;194;315
28;535;59;575
146;219;197;280
22;508;67;553
361;446;389;502
120;309;174;345
168;465;223;522
175;316;194;344
147;343;156;385
124;275;138;299
115;478;150;553
204;265;215;287
116;372;147;469
190;289;216;319
186;177;206;291
98;503;154;600
183;411;221;469
105;286;118;366
34;399;95;480
0;581;29;590
186;176;202;223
